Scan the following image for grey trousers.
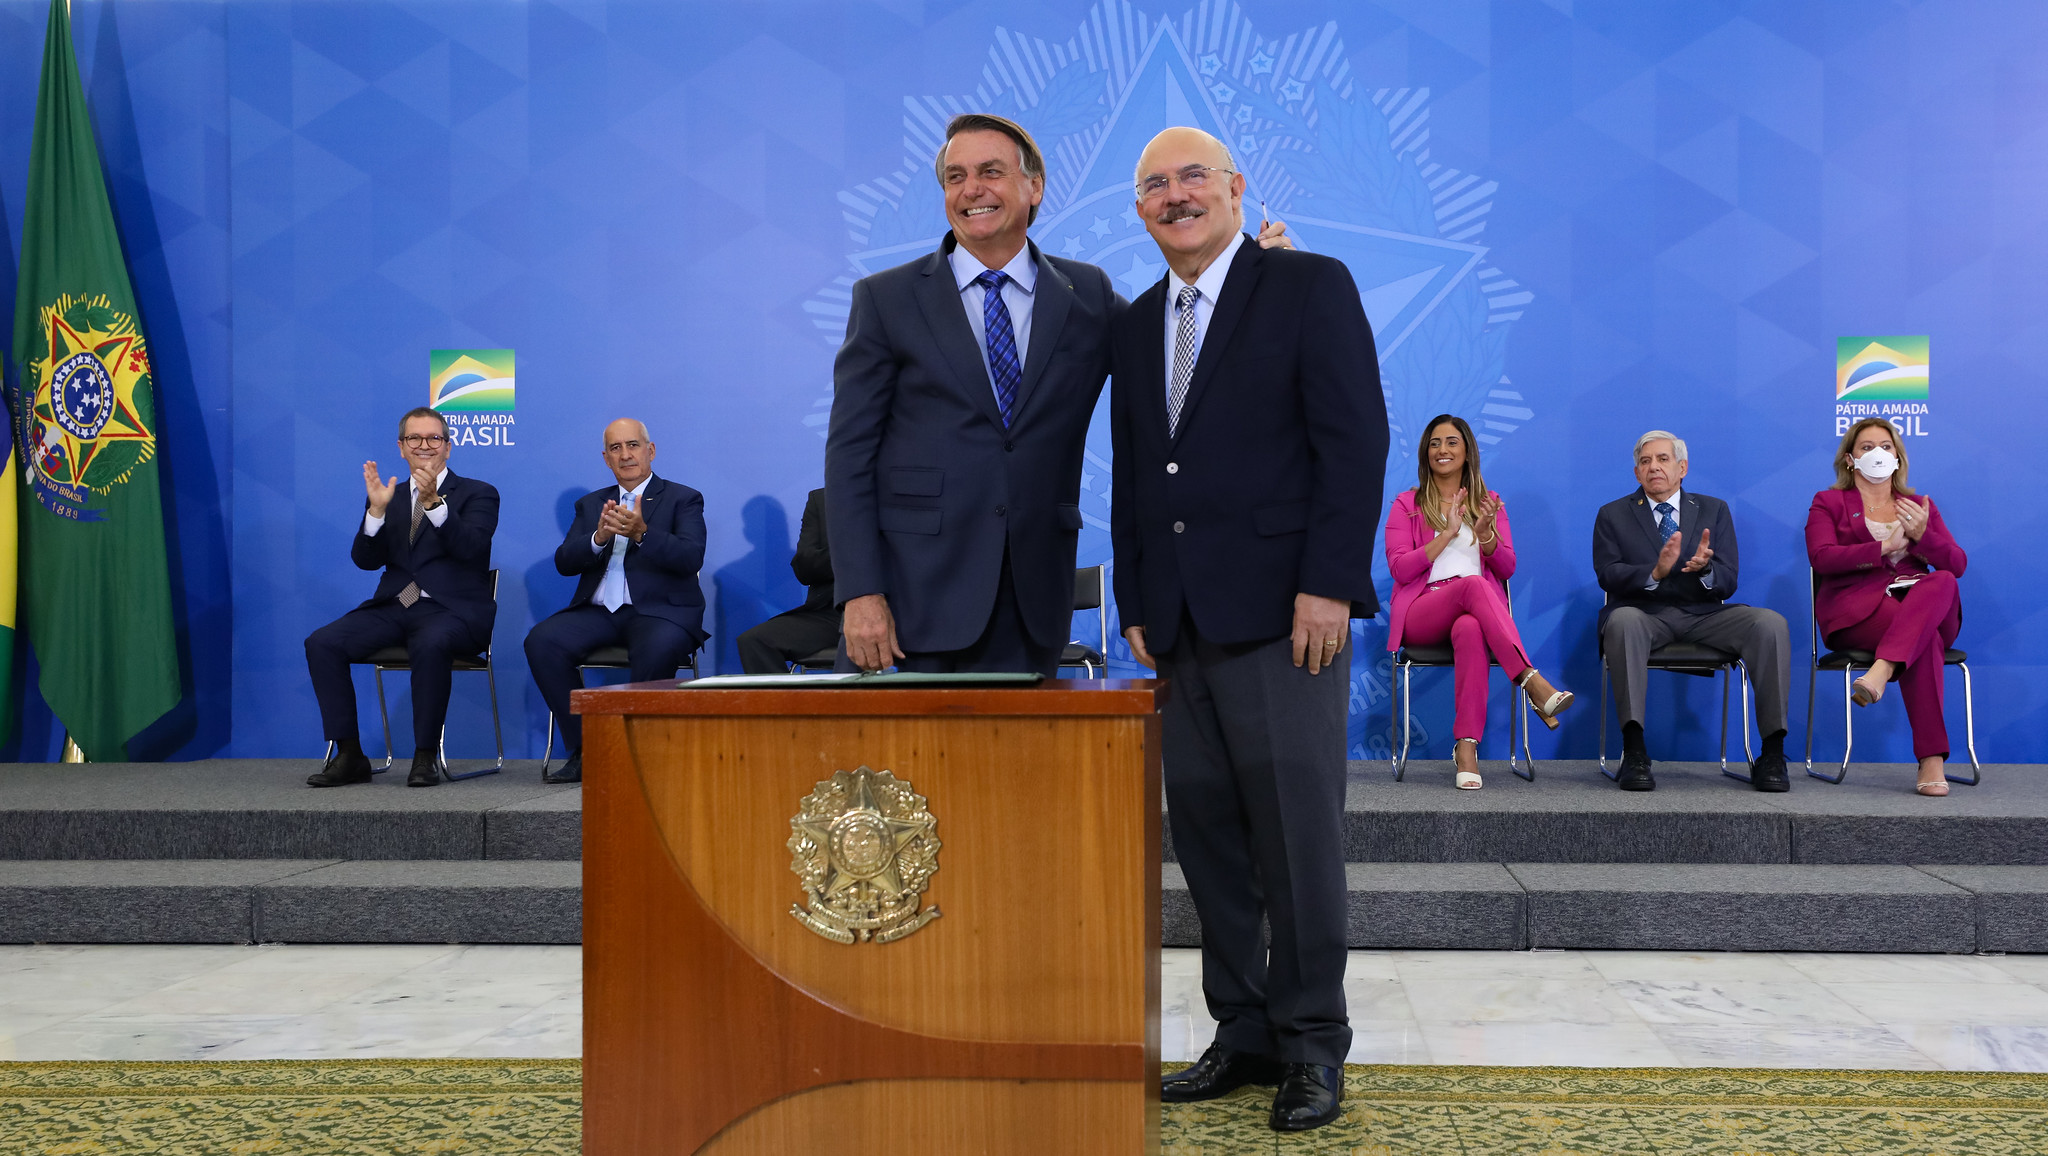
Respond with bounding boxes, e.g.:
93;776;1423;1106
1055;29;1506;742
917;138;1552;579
1158;617;1352;1068
1602;603;1790;735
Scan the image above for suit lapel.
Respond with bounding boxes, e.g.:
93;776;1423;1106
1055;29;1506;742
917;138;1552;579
1130;279;1171;443
1630;489;1665;550
1170;236;1261;449
913;235;1007;430
1012;243;1070;422
1681;494;1704;558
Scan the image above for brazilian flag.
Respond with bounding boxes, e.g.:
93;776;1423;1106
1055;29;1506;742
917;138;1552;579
8;0;179;759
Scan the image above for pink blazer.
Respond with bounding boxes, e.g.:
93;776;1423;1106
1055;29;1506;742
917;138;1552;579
1804;488;1966;638
1383;488;1516;651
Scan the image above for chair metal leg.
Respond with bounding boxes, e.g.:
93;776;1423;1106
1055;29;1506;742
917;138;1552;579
1741;660;1754;763
1394;662;1414;781
1598;663;1616;780
441;662;506;782
1808;665;1853;784
372;668;396;771
1947;662;1982;785
1387;674;1399;779
540;713;556;775
1719;665;1750;783
1511;670;1533;781
1803;653;1820;777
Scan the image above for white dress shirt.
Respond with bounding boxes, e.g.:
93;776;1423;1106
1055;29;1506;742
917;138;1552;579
1429;523;1484;583
1643;487;1713;591
362;467;451;601
1162;230;1247;406
949;243;1035;398
590;475;653;612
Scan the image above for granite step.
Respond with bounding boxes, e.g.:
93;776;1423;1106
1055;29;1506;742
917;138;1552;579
0;860;581;944
1163;862;2048;953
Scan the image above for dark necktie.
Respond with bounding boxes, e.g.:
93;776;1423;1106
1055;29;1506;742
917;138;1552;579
397;490;427;607
976;270;1021;427
1655;501;1678;542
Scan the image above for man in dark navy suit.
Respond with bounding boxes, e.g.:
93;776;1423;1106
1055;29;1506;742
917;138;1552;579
524;418;707;783
825;113;1117;675
1111;127;1387;1132
735;487;838;673
305;407;500;788
1593;429;1791;792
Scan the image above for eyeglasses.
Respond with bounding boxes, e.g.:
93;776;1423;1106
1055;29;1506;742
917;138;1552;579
1135;165;1236;200
401;434;448;448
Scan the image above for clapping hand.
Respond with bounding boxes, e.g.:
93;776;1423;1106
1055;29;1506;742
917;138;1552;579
363;461;397;518
1472;493;1502;542
1896;497;1928;541
1442;487;1469;536
1651;529;1684;581
594;500;645;546
1680;527;1713;574
411;466;441;510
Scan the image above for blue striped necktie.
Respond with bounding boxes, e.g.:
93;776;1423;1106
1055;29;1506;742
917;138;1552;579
1655;501;1678;540
976;270;1021;427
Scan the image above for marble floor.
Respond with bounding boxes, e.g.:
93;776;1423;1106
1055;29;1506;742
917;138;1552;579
4;944;2048;1071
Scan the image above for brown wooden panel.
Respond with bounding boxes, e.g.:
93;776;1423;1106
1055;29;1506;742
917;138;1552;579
574;678;1167;718
700;1079;1154;1155
582;703;1163;1155
632;714;1152;1044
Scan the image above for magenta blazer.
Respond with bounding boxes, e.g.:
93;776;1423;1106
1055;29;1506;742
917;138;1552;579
1804;488;1967;639
1383;488;1515;651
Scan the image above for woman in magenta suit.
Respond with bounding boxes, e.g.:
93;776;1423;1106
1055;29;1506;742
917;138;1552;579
1806;418;1967;796
1385;414;1572;789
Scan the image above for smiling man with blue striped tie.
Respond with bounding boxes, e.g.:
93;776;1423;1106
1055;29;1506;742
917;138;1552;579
824;114;1119;675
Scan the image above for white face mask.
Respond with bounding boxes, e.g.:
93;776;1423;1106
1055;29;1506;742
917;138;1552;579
1854;447;1899;483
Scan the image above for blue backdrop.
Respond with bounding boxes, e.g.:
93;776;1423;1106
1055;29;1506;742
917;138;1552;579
0;0;2039;765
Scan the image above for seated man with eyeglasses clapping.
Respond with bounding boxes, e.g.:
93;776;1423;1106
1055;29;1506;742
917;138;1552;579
304;406;501;788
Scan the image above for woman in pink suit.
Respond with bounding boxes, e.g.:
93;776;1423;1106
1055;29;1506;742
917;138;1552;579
1385;415;1573;789
1806;418;1967;796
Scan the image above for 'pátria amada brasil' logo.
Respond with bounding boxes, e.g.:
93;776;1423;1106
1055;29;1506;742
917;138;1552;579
23;293;157;522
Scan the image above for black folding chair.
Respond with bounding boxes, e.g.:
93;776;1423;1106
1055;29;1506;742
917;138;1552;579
540;645;698;774
1804;566;1978;785
1058;564;1111;677
327;569;506;783
1596;594;1754;783
1390;578;1534;781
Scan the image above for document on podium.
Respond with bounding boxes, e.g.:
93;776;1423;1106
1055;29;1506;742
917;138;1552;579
682;671;1044;689
684;668;1048;684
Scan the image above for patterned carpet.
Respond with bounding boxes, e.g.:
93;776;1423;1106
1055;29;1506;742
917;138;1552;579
3;1060;2046;1153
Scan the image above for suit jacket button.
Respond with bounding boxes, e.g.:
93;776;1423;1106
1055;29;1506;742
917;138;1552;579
996;505;1007;516
1166;462;1179;474
1005;442;1014;452
1173;521;1185;533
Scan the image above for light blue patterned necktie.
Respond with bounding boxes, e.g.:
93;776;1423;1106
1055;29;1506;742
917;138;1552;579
976;270;1021;427
1655;501;1678;541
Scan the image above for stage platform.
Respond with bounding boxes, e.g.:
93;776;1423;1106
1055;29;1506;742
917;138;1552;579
0;759;2042;952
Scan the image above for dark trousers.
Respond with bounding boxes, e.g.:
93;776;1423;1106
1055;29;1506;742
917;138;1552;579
524;603;700;753
1158;615;1352;1067
1602;603;1791;735
837;549;1062;677
736;606;839;674
306;600;485;753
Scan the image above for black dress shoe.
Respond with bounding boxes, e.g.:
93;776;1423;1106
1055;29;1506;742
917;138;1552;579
1750;750;1790;792
543;751;582;785
306;748;373;788
1616;748;1655;791
1160;1043;1284;1102
406;752;441;788
1269;1063;1343;1132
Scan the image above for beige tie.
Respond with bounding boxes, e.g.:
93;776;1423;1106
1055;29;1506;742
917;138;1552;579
396;492;427;607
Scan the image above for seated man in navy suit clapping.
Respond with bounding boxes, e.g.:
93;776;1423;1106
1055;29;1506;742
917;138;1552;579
305;406;500;789
524;418;707;783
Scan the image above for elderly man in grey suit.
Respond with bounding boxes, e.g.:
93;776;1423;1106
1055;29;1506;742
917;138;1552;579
1593;429;1792;792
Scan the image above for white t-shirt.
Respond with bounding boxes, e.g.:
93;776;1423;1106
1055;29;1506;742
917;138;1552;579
1429;523;1483;583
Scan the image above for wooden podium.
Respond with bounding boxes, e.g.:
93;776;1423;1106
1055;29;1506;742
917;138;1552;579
576;679;1165;1154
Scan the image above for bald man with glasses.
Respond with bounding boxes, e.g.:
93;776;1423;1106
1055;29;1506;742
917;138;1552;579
305;406;501;788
